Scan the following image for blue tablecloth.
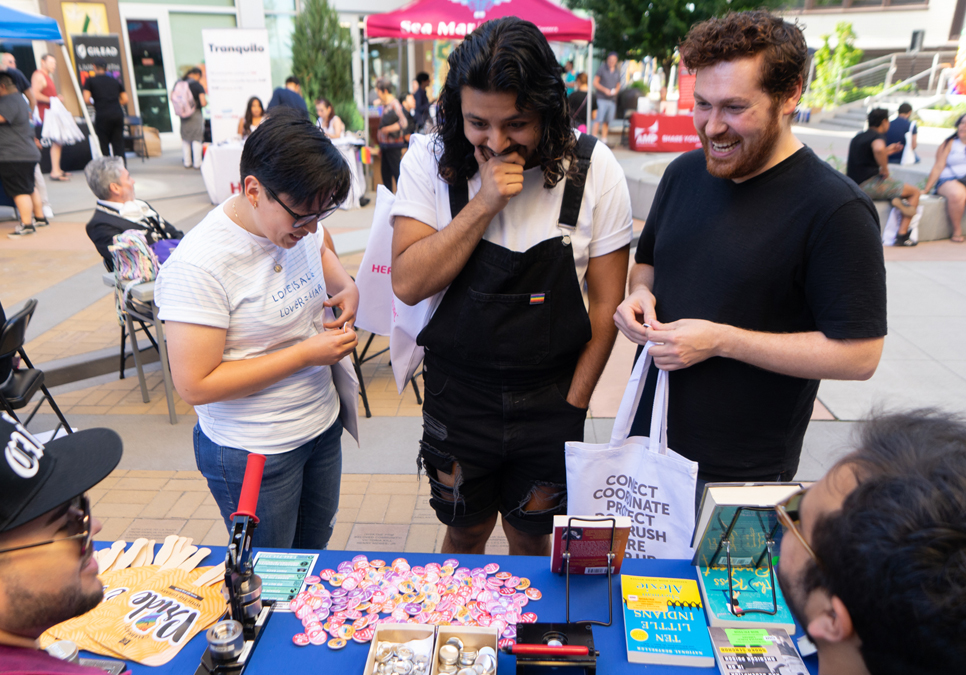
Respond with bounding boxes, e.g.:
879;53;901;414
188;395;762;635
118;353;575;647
85;546;819;674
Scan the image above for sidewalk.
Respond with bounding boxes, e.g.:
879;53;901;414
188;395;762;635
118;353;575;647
3;146;966;554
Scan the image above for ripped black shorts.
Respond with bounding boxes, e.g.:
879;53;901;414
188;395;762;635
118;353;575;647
418;355;588;536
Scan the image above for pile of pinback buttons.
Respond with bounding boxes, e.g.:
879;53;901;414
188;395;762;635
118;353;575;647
370;638;434;675
290;556;542;650
436;637;497;675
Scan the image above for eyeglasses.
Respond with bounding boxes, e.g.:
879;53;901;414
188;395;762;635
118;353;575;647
775;488;820;564
0;494;91;556
263;184;338;228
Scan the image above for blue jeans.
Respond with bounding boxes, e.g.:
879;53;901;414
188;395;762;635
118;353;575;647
193;419;343;549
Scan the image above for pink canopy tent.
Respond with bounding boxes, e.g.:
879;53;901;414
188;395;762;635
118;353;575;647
365;0;593;42
362;0;596;141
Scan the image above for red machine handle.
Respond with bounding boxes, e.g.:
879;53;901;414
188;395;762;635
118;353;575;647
229;453;265;522
508;645;589;656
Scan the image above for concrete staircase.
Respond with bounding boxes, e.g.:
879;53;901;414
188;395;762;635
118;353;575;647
807;93;944;132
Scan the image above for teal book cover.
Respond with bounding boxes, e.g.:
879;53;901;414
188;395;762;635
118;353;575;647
696;565;796;632
621;575;715;666
693;505;784;568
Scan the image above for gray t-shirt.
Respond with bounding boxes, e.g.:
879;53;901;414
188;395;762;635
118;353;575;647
0;92;41;163
595;63;621;101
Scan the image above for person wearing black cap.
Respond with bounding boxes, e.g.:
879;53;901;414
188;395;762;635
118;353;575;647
0;412;122;673
82;61;128;164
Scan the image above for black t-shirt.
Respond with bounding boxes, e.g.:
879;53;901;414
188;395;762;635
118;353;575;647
414;88;430;128
567;90;597;128
186;79;205;109
846;129;882;185
631;147;887;478
83;74;125;119
3;67;31;94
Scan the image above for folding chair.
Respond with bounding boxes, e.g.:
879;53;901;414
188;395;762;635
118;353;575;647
118;297;159;379
0;299;72;434
124;116;147;163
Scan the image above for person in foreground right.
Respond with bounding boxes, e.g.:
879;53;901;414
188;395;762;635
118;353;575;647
614;11;887;500
776;409;966;675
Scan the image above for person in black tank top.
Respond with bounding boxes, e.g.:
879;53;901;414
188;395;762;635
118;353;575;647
847;108;921;245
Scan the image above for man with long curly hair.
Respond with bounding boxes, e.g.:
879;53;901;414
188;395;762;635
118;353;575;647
614;11;887;503
391;17;632;556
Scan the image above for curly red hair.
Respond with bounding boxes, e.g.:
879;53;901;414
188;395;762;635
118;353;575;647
680;11;807;102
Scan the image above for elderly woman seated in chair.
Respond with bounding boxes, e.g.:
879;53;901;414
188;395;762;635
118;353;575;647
84;156;184;271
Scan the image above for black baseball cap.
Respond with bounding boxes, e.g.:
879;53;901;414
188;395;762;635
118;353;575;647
0;413;122;533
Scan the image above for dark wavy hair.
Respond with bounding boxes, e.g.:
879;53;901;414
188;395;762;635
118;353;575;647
802;410;966;675
680;11;807;104
243;96;263;137
434;16;575;189
241;107;350;210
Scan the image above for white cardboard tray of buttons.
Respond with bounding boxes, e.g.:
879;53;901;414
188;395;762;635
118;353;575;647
431;626;499;675
364;623;438;675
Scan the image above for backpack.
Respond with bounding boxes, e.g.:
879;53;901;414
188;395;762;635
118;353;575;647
171;80;196;119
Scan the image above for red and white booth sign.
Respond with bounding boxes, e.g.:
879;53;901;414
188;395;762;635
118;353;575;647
629;114;703;153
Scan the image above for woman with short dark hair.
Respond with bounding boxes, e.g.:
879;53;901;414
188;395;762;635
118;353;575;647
155;108;358;549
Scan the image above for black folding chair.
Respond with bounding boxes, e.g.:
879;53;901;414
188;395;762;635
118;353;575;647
124;115;147;163
0;299;72;434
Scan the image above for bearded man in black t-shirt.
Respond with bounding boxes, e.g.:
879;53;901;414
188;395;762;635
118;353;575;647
614;11;887;500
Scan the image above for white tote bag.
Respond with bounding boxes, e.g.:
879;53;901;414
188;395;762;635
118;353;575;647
900;125;916;166
565;344;698;559
354;185;396;337
41;98;85;146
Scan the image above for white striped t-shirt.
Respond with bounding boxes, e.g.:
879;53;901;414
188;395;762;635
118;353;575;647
155;201;339;454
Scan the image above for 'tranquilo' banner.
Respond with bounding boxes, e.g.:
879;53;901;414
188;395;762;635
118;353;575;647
202;29;273;145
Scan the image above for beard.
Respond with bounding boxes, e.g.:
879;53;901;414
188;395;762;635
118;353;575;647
0;567;103;635
699;101;784;181
776;559;813;634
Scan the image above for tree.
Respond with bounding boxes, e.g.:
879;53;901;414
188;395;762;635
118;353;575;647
566;0;784;75
803;23;864;108
291;0;362;130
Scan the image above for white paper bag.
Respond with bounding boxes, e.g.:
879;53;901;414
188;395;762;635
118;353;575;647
881;205;921;246
565;345;698;559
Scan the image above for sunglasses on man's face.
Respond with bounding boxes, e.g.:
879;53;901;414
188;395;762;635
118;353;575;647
0;494;92;556
263;185;338;228
775;488;820;564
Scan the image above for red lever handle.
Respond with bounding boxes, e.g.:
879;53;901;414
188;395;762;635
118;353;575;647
509;645;589;656
230;453;265;522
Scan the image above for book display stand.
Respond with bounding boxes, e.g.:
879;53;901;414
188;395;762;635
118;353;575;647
712;508;780;618
508;517;624;674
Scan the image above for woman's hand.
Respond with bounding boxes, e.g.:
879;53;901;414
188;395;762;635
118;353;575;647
323;285;359;329
301;328;358;366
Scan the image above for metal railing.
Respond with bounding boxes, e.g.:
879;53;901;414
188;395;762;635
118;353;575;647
806;51;955;109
